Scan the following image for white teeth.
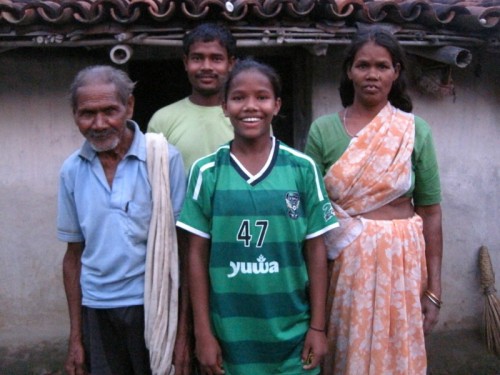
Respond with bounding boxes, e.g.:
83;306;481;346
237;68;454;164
242;117;259;122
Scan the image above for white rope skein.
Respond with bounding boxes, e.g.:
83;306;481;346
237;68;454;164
144;133;179;375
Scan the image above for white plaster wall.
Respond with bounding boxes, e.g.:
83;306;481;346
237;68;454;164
419;62;500;330
0;45;498;352
310;49;500;332
0;49;102;345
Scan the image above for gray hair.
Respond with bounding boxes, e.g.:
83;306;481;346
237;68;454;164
70;65;135;111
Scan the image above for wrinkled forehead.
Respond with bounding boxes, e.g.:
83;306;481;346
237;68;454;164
74;82;121;108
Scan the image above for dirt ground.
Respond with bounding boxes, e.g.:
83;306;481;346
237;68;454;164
426;329;500;375
1;329;499;375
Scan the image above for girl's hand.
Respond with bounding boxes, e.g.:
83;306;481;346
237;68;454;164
196;332;225;375
301;328;327;370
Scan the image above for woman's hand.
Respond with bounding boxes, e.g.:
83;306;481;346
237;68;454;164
302;328;327;370
421;294;440;334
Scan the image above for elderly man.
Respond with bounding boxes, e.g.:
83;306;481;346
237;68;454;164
57;65;186;374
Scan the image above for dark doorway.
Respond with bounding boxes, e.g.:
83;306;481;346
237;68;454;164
129;53;301;147
130;59;190;132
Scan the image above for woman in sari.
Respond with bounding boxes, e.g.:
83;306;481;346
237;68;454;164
305;28;443;375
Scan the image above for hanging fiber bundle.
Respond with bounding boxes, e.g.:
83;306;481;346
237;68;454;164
479;245;500;356
144;133;179;374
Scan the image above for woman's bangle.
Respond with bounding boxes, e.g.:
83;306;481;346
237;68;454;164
309;326;325;333
424;290;442;309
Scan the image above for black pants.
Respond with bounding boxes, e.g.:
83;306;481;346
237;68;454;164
82;305;152;375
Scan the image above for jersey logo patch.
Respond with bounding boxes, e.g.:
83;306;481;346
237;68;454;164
285;191;300;219
323;202;335;222
227;255;280;278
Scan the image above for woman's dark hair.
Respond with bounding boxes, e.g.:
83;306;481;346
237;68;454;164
183;23;236;58
339;28;413;112
224;58;282;101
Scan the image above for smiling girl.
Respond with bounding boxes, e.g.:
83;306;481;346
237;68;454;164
177;59;338;375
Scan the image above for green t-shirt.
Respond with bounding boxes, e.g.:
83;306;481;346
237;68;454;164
177;137;338;375
147;97;234;173
304;112;442;206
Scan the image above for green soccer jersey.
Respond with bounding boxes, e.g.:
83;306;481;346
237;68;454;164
177;137;338;375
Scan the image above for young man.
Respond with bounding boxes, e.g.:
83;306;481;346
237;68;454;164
58;65;186;374
147;23;236;375
147;23;236;173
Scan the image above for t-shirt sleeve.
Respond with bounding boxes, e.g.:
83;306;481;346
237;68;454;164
147;111;160;133
147;106;173;134
176;161;213;238
413;117;442;206
303;158;339;239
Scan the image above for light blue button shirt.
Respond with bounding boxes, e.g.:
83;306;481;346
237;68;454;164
57;121;185;308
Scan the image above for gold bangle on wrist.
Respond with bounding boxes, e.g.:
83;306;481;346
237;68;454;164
424;290;442;309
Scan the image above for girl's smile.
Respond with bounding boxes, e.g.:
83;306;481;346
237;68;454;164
223;69;281;140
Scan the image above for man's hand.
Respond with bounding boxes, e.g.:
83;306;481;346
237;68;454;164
64;339;87;375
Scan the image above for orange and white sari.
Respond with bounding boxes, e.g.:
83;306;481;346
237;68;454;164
322;103;427;375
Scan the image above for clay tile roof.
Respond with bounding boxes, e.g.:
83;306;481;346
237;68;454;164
1;0;499;50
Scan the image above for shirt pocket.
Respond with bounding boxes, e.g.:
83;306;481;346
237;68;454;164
126;200;153;245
